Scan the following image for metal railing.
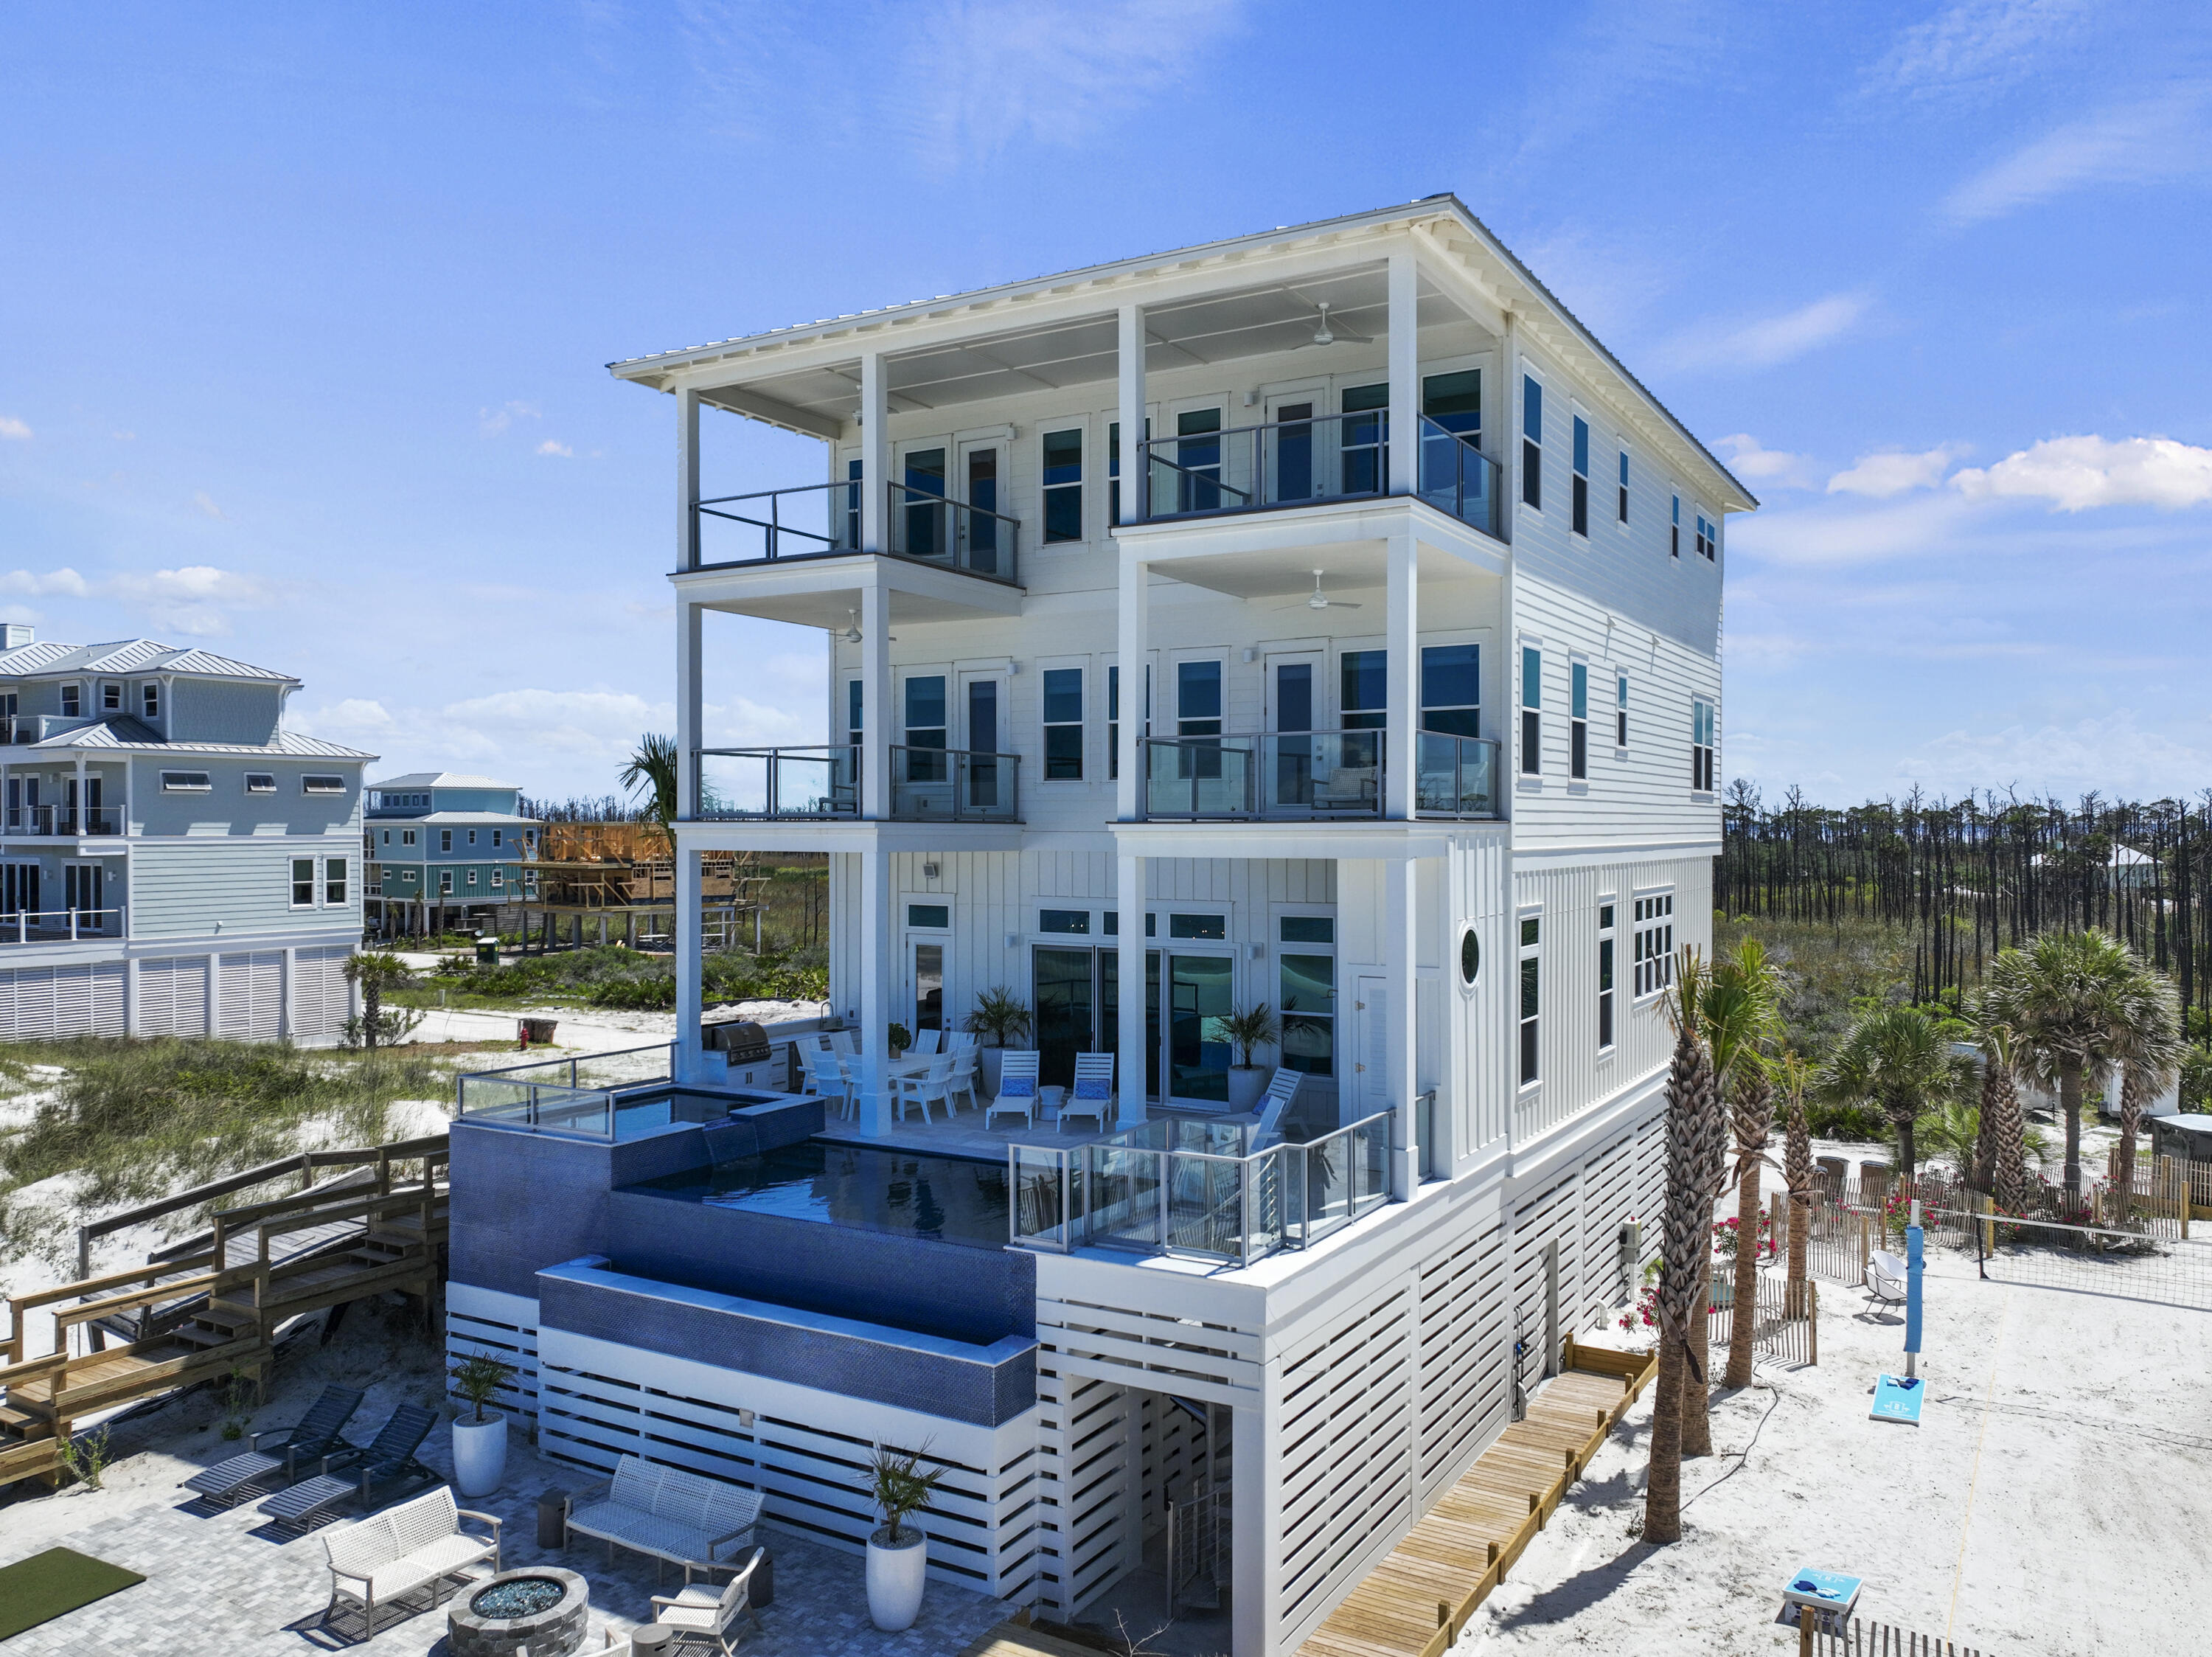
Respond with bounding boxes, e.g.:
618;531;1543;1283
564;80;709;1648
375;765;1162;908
1133;410;1502;538
689;745;1020;822
1139;729;1500;821
4;804;125;836
454;1043;678;1141
1009;1108;1393;1264
0;907;125;942
692;478;1021;586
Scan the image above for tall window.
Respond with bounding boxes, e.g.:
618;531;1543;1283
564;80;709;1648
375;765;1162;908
1598;901;1616;1049
1571;414;1590;536
1340;650;1388;731
60;684;80;717
1615;673;1630;748
439;829;453;852
1176;660;1220;737
1519;914;1541;1085
1423;369;1481;440
1520;375;1543;510
1341;383;1388;496
1696;512;1717;560
1634;893;1675;996
291;858;316;907
968;448;1001;569
101;682;122;712
1107;664;1119;779
1042;667;1084;779
905;675;947;781
1670;493;1681;558
844;458;863;549
847;679;863;751
325;858;347;906
1420;645;1480;736
1520;646;1541;775
1570;662;1588;779
1176;409;1223;513
142;682;159;719
1692;698;1717;792
1618;451;1630;524
1042;428;1084;543
1279;915;1335;1077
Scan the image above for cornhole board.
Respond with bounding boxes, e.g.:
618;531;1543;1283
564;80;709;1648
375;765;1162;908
1774;1566;1863;1636
1871;1372;1926;1425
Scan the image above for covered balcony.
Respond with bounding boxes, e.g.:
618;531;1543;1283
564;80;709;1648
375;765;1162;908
1141;728;1500;821
695;476;1020;586
693;743;1020;823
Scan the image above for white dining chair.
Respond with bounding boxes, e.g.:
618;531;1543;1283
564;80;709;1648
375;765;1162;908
894;1052;956;1125
815;1049;859;1121
910;1027;942;1056
946;1044;981;1114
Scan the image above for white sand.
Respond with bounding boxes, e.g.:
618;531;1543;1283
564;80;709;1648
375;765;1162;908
1461;1251;2205;1656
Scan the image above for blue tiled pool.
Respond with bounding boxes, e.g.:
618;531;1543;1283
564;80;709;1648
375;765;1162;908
627;1139;1009;1249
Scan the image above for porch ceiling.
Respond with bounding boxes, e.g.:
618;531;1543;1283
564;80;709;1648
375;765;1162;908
698;266;1481;432
1144;539;1490;601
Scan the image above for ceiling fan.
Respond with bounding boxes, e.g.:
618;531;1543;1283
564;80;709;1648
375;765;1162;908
1291;295;1374;349
841;607;894;644
1276;570;1362;611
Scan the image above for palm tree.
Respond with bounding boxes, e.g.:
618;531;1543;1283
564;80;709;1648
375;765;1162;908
1982;929;2141;1199
1643;948;1722;1547
1816;1004;1960;1181
1713;939;1784;1393
2107;960;2183;1215
344;951;418;1050
1974;1015;2032;1212
619;733;681;861
1778;1052;1812;1319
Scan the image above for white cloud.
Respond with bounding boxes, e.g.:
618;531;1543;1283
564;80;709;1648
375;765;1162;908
1950;435;2212;510
191;491;226;519
0;569;91;598
1726;491;1978;568
1945;86;2212;224
1871;0;2090;101
1650;291;1871;375
479;400;541;438
0;565;277;638
0;417;30;441
1715;434;1814;487
1896;710;2212;798
111;429;136;442
536;440;574;457
1826;445;1966;498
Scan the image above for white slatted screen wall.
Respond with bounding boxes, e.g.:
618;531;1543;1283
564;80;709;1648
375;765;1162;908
218;951;283;1041
293;945;352;1044
138;955;211;1038
0;964;126;1040
1414;1223;1510;1495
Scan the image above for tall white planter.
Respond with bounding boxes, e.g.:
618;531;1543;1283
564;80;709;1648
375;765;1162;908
1225;1066;1267;1113
451;1413;508;1498
978;1047;1007;1096
866;1528;928;1630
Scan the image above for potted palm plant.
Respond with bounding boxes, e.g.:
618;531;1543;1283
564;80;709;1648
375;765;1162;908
448;1352;517;1497
866;1443;946;1630
963;986;1032;1095
1219;1002;1280;1113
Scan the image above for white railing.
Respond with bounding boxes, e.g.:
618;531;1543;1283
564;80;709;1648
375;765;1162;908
0;907;125;942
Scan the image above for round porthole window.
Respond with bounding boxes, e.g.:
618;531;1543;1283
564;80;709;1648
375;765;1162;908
1458;925;1480;987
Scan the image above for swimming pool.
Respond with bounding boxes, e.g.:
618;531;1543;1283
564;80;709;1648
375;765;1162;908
627;1139;1010;1249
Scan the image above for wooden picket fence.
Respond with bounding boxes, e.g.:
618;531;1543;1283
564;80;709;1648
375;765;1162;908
1809;1618;1988;1655
1708;1271;1818;1366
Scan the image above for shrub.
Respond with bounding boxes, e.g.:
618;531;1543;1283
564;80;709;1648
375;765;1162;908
591;976;676;1010
1804;1100;1889;1142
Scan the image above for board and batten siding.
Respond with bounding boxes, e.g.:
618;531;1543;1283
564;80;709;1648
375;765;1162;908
127;838;361;940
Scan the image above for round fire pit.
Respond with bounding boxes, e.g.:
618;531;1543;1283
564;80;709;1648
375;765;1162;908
448;1566;588;1657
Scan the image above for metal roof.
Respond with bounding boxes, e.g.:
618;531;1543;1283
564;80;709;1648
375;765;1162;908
0;638;299;684
24;724;375;760
369;810;540;825
369;771;520;791
607;195;1755;510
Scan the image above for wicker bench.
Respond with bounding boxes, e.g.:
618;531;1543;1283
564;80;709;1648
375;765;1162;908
565;1455;762;1576
322;1484;501;1636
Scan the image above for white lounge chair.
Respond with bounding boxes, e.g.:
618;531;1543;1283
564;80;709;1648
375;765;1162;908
650;1546;767;1655
985;1051;1043;1130
1868;1248;1909;1305
1246;1069;1304;1150
895;1052;956;1125
1060;1052;1116;1134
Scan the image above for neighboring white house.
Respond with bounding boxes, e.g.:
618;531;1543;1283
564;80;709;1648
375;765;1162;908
447;198;1754;1657
0;628;374;1043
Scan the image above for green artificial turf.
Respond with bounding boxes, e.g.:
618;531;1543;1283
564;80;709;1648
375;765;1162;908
0;1546;145;1639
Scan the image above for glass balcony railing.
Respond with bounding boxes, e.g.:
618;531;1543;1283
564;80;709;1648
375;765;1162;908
1133;411;1500;538
1010;1108;1394;1263
692;479;1019;585
690;745;1020;822
1140;729;1499;821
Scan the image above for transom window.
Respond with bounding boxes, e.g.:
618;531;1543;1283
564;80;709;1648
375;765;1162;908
1167;912;1225;940
1039;909;1090;935
908;903;950;930
1633;893;1675;998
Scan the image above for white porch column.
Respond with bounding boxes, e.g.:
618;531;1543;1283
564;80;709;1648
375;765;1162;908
675;844;704;1083
1387;250;1419;498
676;383;700;572
1383;531;1418;819
676;597;702;821
1501;310;1520;543
1116;852;1147;1125
860;579;891;821
1116;303;1146;524
858;844;894;1133
74;754;87;835
1231;1394;1279;1657
860;352;888;555
1385;858;1420;1195
1115;557;1147;821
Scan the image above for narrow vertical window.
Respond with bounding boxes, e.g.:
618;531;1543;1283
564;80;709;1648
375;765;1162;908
1615;673;1630;748
905;675;947;782
142;681;160;719
847;679;863;750
325;858;347;906
1520;376;1543;510
1570;662;1588;779
1042;667;1084;779
1420;645;1481;736
1519;914;1541;1085
1519;646;1541;775
1571;414;1590;536
1176;660;1221;737
1042;428;1084;543
61;684;80;717
844;458;863;549
291;858;316;907
1340;650;1388;731
1634;894;1676;996
1617;451;1630;524
1692;698;1717;792
1697;513;1717;561
1670;493;1681;558
1108;421;1120;527
1598;901;1615;1050
1107;663;1120;780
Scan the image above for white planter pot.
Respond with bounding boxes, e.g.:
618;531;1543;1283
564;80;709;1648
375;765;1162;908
1225;1066;1268;1113
450;1413;507;1498
978;1047;1008;1095
866;1528;928;1630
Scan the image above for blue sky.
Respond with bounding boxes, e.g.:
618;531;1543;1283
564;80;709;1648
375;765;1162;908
1;1;2208;806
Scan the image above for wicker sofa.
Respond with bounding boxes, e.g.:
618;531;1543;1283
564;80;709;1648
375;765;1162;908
565;1455;762;1573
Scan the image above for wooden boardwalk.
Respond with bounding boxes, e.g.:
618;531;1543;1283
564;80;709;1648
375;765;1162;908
1296;1340;1658;1657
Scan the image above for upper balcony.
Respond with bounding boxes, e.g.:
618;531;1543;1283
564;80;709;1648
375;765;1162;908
694;743;1020;824
1141;728;1500;821
695;479;1020;587
4;804;124;838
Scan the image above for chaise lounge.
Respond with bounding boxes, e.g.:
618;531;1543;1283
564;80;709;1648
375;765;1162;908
565;1454;763;1578
181;1384;364;1504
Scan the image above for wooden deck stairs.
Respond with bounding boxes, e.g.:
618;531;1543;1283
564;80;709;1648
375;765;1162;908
1295;1338;1659;1657
0;1133;448;1487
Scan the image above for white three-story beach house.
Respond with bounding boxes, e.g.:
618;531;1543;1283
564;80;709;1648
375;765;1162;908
444;198;1752;1656
0;628;372;1043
